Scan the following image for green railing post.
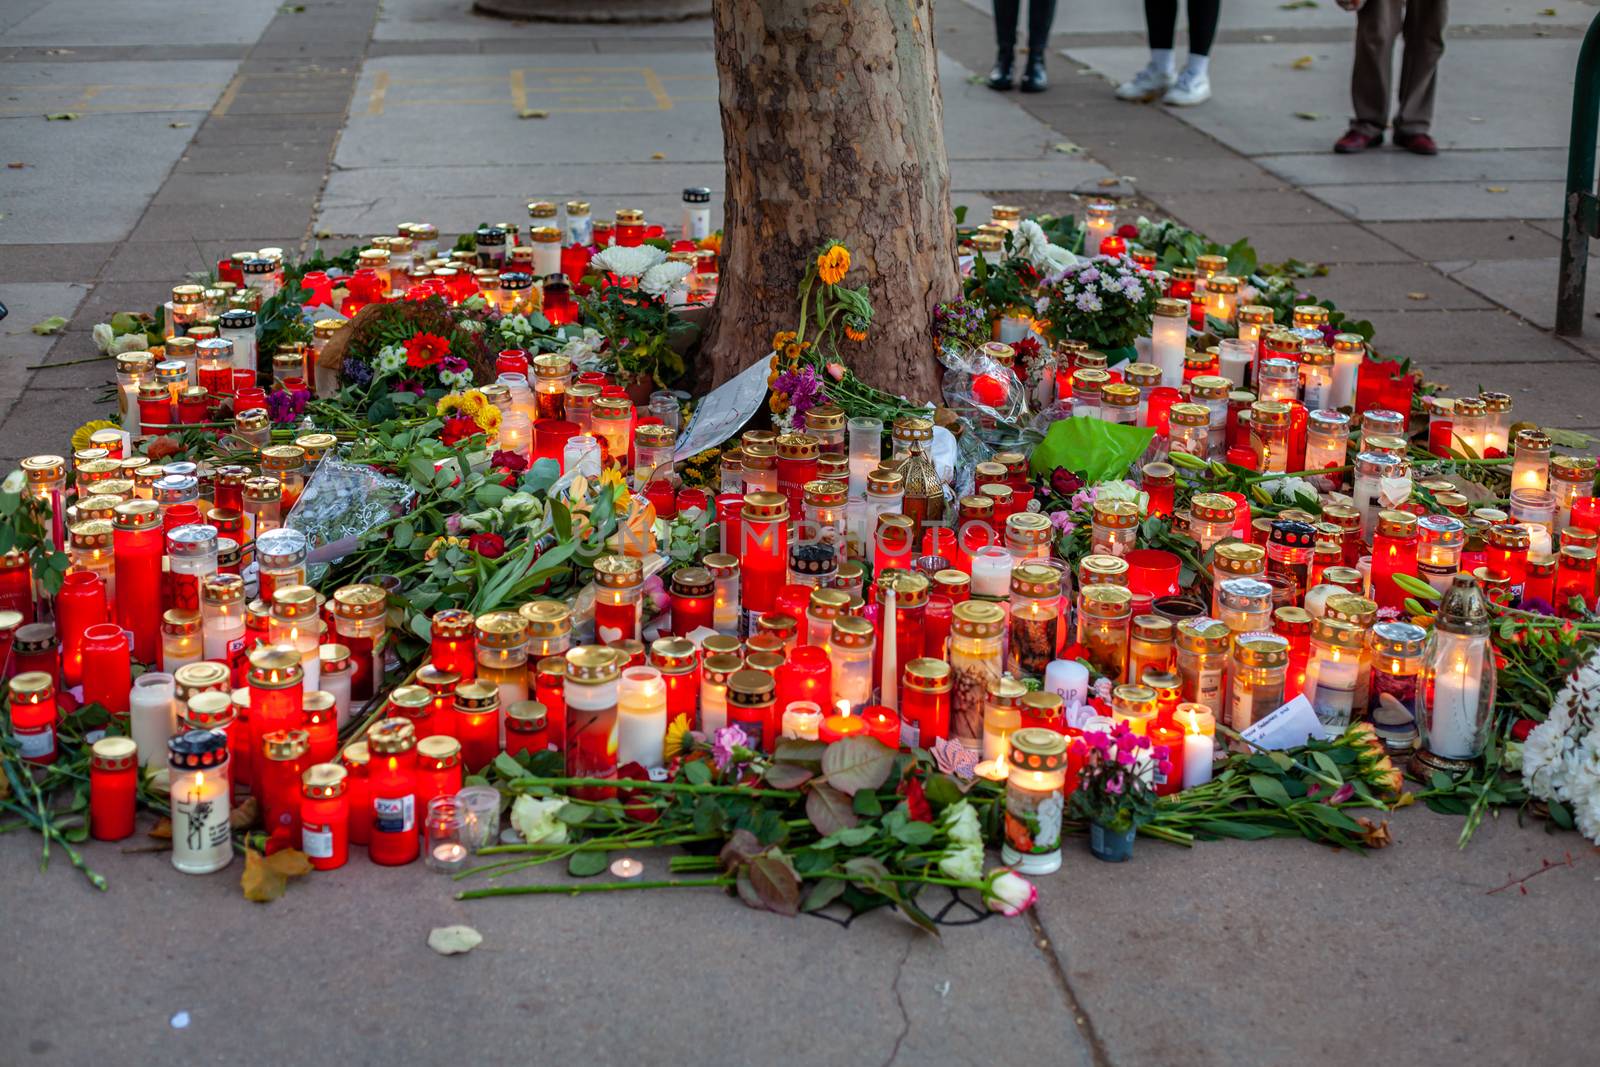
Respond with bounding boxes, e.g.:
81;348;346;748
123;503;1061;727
1557;13;1600;336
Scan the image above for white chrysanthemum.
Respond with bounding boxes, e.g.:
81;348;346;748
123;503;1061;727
591;244;666;277
375;344;407;375
639;260;691;298
1571;778;1600;844
1273;476;1319;504
1520;712;1573;802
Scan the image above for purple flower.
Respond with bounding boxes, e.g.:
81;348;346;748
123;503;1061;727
1328;783;1355;805
711;725;749;771
1105;778;1123;795
1115;748;1135;766
266;389;306;425
342;356;373;386
441;355;469;376
394;378;426;396
774;365;823;419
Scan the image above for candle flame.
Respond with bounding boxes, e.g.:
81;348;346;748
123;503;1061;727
836;699;852;717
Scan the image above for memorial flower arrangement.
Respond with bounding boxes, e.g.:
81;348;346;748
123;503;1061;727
4;197;1596;923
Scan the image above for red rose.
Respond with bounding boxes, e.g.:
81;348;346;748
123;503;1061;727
1117;224;1139;239
467;532;506;559
1510;718;1535;742
901;776;934;823
403;332;452;369
438;414;481;446
490;450;529;473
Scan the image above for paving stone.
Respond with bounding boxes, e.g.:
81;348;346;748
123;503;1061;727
1255;147;1568;187
0;242;115;283
128;203;314;244
1241;223;1413;265
1436;257;1600;332
191;114;346;146
0;281;90;405
98;238;304;282
1304;180;1564;222
1304;262;1493;312
1358;308;1584;365
176;142;331;175
0;0;278;46
65;280;184;333
149;170;326;207
1369;220;1563;262
1154;188;1346;236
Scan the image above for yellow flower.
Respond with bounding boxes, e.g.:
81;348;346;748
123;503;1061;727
663;714;691;761
459;390;486;417
817;243;850;285
843;324;867;343
437;395;462;417
71;419;119;453
424;535;465;561
599;467;626;493
475;403;502;434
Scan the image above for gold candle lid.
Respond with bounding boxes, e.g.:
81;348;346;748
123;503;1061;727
367;717;418;754
903;657;951;693
951;600;1006;638
830;615;875;648
564;645;621;683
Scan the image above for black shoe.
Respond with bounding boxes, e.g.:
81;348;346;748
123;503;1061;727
987;52;1016;91
1020;53;1048;93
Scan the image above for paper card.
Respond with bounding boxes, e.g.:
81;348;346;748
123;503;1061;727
1240;695;1327;750
672;355;771;461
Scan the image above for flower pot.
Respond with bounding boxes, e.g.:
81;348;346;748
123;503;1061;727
1088;820;1135;862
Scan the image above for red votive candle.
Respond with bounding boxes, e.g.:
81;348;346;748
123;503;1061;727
924;593;954;662
1126;549;1181;600
55;570;107;689
300;764;349;871
536;656;567;753
669;568;714;636
81;623;131;716
861;704;900;749
453;680;501;773
505;700;552;758
1149;721;1182;797
415;735;464;808
1571;497;1600;535
90;736;138;840
9;672;57;763
0;549;33;624
645;479;677;519
247;647;304;784
776;643;832;712
366;718;420;865
304;691;340;765
260;729;309;840
341;742;372;847
651;639;700;727
739;493;789;619
429;607;477;680
112;500;163;663
534;419;579;469
902;658;951;745
716;493;745;555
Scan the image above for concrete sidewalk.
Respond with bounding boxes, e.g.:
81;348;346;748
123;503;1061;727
1;2;1599;1064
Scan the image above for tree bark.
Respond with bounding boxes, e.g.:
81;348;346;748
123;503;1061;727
702;0;959;403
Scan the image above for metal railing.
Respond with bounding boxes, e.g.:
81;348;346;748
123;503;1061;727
1557;13;1600;336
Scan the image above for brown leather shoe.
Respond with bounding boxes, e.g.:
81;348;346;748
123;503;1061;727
1395;131;1439;155
1333;128;1383;154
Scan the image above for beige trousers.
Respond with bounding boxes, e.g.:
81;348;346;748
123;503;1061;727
1350;0;1448;137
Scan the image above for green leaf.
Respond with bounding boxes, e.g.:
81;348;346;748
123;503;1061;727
567;850;609;877
775;739;827;765
816;825;877;849
890;820;936;846
682;759;712;785
555;803;592;825
1310;751;1343;782
29;316;67;335
819;736;896;796
805;782;858;835
492;752;524;779
1030;415;1155;483
1302;803;1362;831
801;876;848;912
474;482;511;509
763;762;814;790
923;773;964;809
842;855;892;895
852;789;882;817
394;521;415;549
895;899;941;938
1248;774;1293;807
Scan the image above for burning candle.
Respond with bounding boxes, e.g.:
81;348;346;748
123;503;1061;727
727;668;777;753
616;665;668;769
820;708;868;743
260;729;310;841
429;607;477;680
781;700;823;740
1000;727;1070;874
452;680;501;773
112;500;163;663
564;646;621;801
775;643;832;716
81;622;132;717
54;569;107;689
367;718;420;865
1151;298;1188;388
1172;704;1216;789
8;672;57;763
168;729;233;874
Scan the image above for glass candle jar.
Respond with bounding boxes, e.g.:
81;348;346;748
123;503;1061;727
1249;401;1291;473
805;404;847;454
1211;542;1266;614
429;607;477;680
1127;614;1175;686
1301;618;1366;732
112;499;163;664
199;573;246;687
802;479;849;567
738;493;788;625
564;646;622;800
1370;511;1420;611
1413;514;1466;595
1141;462;1176;518
631;423;676;492
1008;563;1063;677
473;610;530;711
1189;493;1238;555
1351;452;1403;542
827;615;875;714
269;584;323;690
696;651;740;736
1217;577;1273;640
589;554;642;646
1100;383;1140;425
8;672;57;764
1511;429;1551;492
1078;585;1134;683
776;432;821;515
1551;456;1597;531
366;718;419;865
1510;488;1558;544
452;679;500;774
1555;545;1597;615
160;609;203;673
949;601;1005;750
259;728;310;840
615;665;669;768
1168;402;1211;461
331;583;387;701
1258;357;1300;405
1415;575;1496;770
414;735;464;810
701;553;740;635
1151;297;1188;387
1090;500;1139;558
846;417;883;501
1327;333;1363;409
982;674;1025;764
1266;519;1319;605
1228;634;1289;731
1304;409;1350;492
724;667;776;754
1298;345;1334;411
1370;620;1426;723
168;729;233;874
1004;512;1054;565
1000;727;1069;873
902;657;952;747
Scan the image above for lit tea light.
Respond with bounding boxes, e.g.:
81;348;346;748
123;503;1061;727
610;857;644;878
975;758;1009;782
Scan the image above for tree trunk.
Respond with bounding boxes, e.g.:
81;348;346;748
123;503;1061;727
702;0;959;403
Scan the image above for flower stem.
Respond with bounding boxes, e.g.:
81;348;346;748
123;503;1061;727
506;775;799;799
457;876;732;900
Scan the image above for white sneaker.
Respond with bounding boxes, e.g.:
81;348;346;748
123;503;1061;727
1114;64;1174;102
1162;69;1211;106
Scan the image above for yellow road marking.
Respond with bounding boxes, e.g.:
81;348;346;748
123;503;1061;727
366;69;390;116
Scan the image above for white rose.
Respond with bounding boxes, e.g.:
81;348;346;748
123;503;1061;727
937;843;984;884
942;801;982;846
984;870;1039;916
509;795;568;845
92;322;115;353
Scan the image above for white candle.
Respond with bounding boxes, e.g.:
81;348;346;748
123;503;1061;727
129;673;177;770
202;614;243;663
1331;343;1363;410
171;766;232;874
971;546;1013;599
1044;659;1089;724
1217;338;1253;389
847;417;882;501
700;678;728;734
1173;706;1216;789
1151;309;1188;388
1427;645;1485;759
616;666;667;769
781;701;822;740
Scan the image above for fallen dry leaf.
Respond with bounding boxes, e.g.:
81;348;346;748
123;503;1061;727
1290;55;1315;70
1052;141;1083;155
517;108;547;119
1406;292;1428;301
45;112;81;121
1538;7;1557;15
6;162;25;169
1486;186;1508;193
44;48;74;55
651;152;665;160
1293;111;1319;121
1097;177;1119;187
428;925;484;956
241;847;313;903
148;817;173;840
229;796;259;832
30;316;67;335
169;121;191;129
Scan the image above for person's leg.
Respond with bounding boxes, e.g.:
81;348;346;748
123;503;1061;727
1118;0;1179;99
1350;0;1402;138
988;0;1022;89
1021;0;1058;91
1184;0;1220;76
1394;0;1447;137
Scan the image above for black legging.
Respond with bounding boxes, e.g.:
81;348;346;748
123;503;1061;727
993;0;1057;55
1145;0;1221;56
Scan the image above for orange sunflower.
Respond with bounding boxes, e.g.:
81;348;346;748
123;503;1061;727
816;243;850;285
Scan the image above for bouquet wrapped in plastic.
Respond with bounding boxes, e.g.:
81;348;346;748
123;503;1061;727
287;455;418;566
